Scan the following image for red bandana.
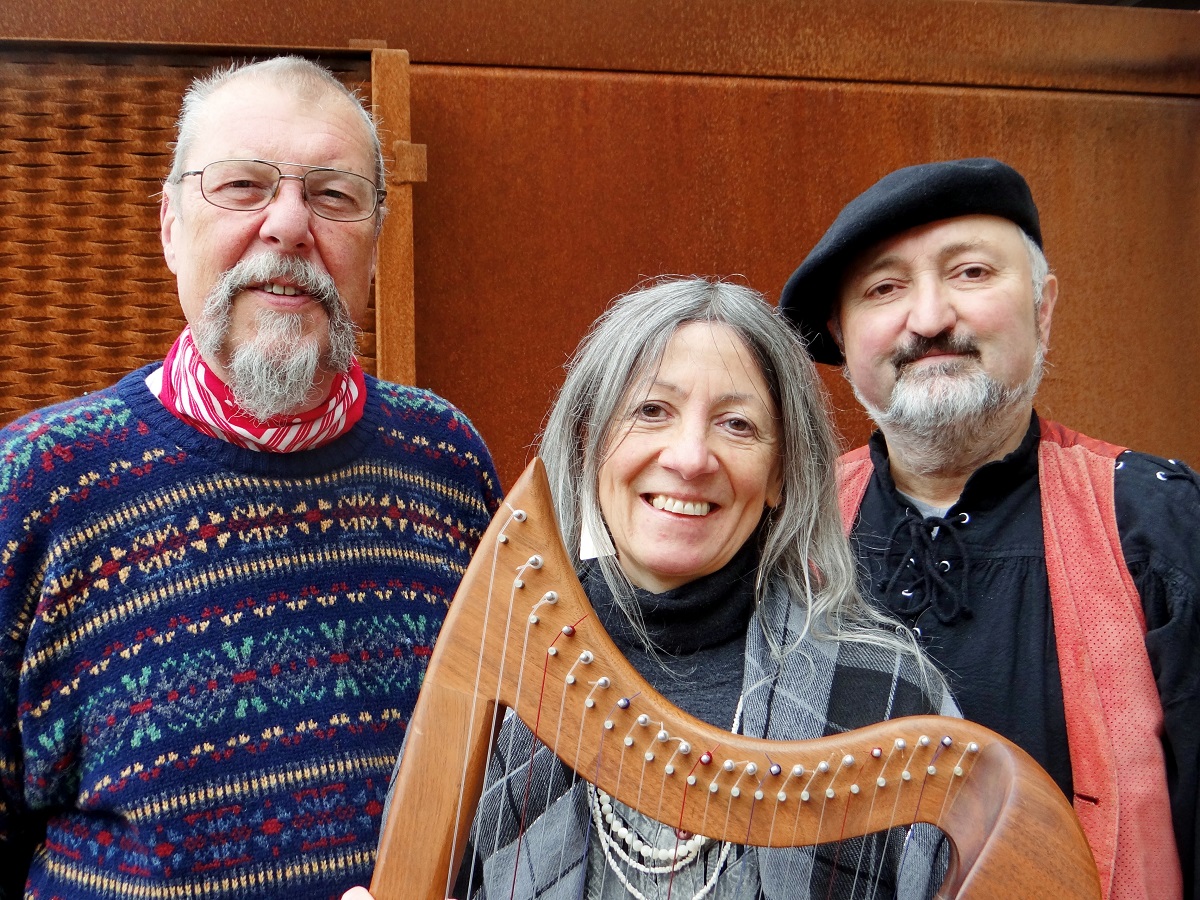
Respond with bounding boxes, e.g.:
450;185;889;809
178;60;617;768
154;327;366;452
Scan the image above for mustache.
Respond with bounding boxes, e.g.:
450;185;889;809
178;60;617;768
891;332;980;370
204;254;342;318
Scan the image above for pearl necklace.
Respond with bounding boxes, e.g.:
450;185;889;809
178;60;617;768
588;697;743;900
590;787;717;871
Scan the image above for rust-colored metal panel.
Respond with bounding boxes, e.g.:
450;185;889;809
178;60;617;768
407;67;1199;485
0;50;183;416
0;0;1197;96
0;2;1196;485
372;48;423;386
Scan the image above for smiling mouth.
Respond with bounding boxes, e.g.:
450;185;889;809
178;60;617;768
255;282;305;297
649;494;712;517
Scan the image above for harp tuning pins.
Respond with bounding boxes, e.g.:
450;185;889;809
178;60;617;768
791;764;805;778
636;714;650;726
579;651;594;664
730;786;740;797
656;729;669;743
623;737;634;747
678;742;691;755
816;761;830;774
527;555;543;569
871;747;883;758
561;625;575;637
528;614;539;624
722;759;735;772
542;591;558;604
700;752;713;765
895;739;907;750
825;787;836;799
497;534;508;544
769;763;782;777
967;742;979;754
687;775;697;786
918;735;931;748
617;697;630;709
597;677;610;688
547;647;557;657
842;755;855;768
927;765;938;776
745;763;758;776
941;736;953;748
512;510;527;522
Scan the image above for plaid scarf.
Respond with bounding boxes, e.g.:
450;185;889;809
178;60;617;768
155;327;365;452
458;585;957;900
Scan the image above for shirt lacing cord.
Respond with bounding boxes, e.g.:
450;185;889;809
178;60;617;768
879;510;973;626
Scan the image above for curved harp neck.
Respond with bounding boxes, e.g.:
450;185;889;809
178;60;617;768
372;458;1101;900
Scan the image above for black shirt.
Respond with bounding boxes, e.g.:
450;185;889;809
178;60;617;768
850;413;1199;900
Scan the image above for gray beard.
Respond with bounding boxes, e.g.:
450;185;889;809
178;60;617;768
853;345;1045;476
191;254;359;422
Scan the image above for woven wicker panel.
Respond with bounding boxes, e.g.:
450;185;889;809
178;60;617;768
0;48;376;426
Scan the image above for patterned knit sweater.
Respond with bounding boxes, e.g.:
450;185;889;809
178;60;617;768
0;365;502;900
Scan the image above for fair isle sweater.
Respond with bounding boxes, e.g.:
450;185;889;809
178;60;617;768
0;365;501;900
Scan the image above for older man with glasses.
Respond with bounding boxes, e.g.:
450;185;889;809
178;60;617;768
0;57;501;899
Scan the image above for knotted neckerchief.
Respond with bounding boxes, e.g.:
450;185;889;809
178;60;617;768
156;326;366;452
879;509;973;625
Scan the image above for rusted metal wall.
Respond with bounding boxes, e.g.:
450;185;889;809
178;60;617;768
2;0;1197;487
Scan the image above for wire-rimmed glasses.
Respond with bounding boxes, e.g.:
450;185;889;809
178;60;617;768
175;158;386;222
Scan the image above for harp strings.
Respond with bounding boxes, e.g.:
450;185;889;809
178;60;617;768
450;502;522;898
369;458;1102;900
455;501;974;900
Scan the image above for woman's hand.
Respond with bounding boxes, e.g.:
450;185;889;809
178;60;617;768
342;889;458;900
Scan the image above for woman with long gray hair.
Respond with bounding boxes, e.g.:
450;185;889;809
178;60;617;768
359;276;955;900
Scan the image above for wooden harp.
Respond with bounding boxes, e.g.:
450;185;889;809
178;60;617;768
371;458;1101;899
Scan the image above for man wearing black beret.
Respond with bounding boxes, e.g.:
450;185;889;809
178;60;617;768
780;158;1197;900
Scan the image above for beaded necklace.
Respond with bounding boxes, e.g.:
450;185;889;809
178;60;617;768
587;698;744;900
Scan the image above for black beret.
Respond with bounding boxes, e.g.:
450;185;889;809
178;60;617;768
779;158;1042;365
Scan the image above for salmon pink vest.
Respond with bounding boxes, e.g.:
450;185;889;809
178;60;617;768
836;418;1181;900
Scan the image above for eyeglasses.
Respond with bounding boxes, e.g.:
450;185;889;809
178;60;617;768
175;158;386;222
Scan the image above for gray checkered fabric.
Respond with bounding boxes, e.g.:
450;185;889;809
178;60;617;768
454;587;958;900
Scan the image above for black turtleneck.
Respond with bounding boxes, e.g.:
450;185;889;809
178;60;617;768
580;541;758;731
